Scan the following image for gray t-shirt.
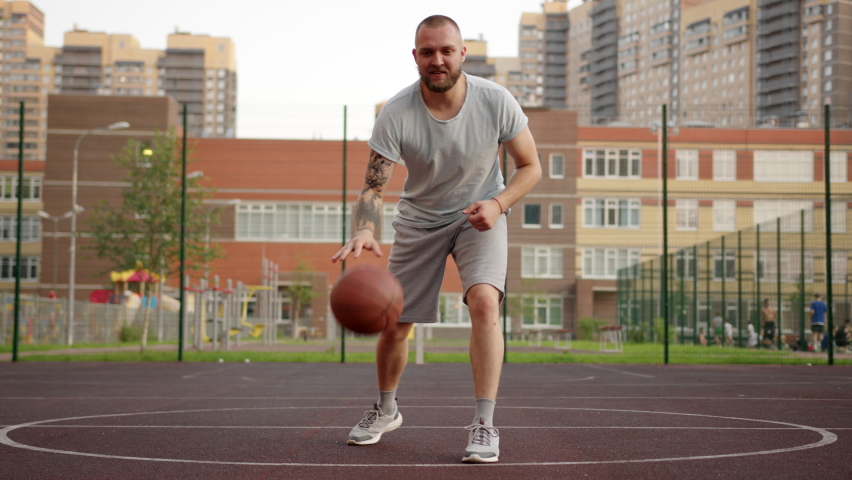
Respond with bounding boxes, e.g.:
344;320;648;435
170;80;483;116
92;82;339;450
368;73;528;228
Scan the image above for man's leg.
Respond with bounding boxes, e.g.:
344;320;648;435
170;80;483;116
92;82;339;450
347;321;413;446
377;321;414;392
467;284;503;400
462;283;503;463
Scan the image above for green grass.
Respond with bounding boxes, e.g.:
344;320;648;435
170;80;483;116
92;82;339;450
9;339;850;365
0;340;173;354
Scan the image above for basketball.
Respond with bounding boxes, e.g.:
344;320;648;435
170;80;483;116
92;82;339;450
330;265;404;334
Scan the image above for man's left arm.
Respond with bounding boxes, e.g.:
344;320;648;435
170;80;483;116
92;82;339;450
464;126;541;231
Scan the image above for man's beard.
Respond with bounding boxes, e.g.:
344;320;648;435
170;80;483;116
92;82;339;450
419;65;462;93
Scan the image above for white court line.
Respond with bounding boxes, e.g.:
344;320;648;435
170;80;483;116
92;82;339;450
1;395;851;401
180;365;246;379
3;425;824;430
0;406;837;467
583;364;655;378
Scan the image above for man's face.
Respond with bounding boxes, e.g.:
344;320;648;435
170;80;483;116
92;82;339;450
413;24;465;93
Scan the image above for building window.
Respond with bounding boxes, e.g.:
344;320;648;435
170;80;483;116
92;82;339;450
0;215;40;241
582;248;641;279
583;148;641;179
676;199;698;230
550;204;564;229
520;295;563;329
0;256;39;281
582;198;640;229
550;153;565;179
236;203;355;242
438;293;471;325
380;206;399;243
758;250;813;282
521;246;563;279
0;176;41;201
713;149;736;181
830;151;847;183
832;252;847;284
523;204;542;228
676;249;697;280
753;150;813;182
676;149;699;180
831;201;847;233
713;200;736;231
753;200;813;232
713;249;736;281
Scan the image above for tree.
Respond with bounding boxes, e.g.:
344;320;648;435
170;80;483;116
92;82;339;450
85;129;219;352
286;260;320;339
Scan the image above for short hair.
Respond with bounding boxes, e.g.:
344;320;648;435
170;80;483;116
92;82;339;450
415;15;462;44
814;293;821;298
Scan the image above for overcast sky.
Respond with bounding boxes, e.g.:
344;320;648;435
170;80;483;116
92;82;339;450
33;0;581;140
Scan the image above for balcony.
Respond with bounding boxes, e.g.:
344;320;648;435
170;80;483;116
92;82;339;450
757;60;798;78
756;29;798;50
757;88;799;107
757;1;800;22
757;74;799;93
756;47;797;65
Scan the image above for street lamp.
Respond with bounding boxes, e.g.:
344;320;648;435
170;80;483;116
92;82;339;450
67;121;129;345
37;209;74;295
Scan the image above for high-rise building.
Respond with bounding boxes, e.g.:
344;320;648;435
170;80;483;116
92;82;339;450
528;0;851;127
543;1;570;108
567;0;595;123
54;29;237;138
1;1;55;161
518;12;545;106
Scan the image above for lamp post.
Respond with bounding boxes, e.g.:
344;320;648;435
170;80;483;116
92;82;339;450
36;209;74;295
204;199;241;282
67;121;129;345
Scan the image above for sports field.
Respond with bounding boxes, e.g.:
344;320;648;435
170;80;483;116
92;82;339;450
1;362;849;479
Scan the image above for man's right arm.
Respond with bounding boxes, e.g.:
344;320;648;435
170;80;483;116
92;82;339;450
331;150;396;263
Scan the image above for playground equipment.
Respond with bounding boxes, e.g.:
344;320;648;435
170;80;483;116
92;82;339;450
181;258;284;352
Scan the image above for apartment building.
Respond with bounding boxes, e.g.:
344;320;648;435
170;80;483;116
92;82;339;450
517;12;545;106
55;29;237;138
543;1;570;108
679;0;757;126
567;0;594;123
575;125;852;322
521;0;851;128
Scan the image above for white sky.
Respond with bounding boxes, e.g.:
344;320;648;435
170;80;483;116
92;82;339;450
33;0;581;140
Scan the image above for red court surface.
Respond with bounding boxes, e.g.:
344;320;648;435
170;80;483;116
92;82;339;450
1;362;850;479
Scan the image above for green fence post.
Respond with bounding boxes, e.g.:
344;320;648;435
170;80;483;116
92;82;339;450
737;231;743;347
721;236;727;340
502;147;508;364
799;209;806;351
341;105;347;364
776;217;782;351
662;104;669;365
756;224;761;334
693;245;698;344
824;103;834;365
12;102;24;362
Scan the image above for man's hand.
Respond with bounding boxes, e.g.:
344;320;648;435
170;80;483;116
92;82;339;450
462;198;502;232
331;229;384;263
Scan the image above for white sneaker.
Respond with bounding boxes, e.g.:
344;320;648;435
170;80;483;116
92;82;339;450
347;403;402;445
462;418;500;463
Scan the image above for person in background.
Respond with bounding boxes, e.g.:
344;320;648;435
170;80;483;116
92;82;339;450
809;294;827;352
760;299;777;349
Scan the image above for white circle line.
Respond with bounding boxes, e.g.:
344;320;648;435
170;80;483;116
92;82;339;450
0;406;837;467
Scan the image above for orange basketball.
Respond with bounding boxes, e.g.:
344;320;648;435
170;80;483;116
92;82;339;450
330;265;404;334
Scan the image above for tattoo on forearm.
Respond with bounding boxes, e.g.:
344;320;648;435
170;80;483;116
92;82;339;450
354;150;393;234
364;150;392;193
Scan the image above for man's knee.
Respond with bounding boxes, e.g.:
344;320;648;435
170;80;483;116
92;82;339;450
466;284;501;321
382;322;414;342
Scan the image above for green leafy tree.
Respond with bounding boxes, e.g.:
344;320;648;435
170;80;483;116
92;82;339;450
85;130;219;352
287;260;321;339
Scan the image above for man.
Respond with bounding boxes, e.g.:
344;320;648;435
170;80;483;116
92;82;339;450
760;299;777;349
712;312;724;345
331;15;540;463
810;293;827;351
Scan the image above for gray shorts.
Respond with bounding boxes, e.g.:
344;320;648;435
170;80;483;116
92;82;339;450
387;214;508;323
